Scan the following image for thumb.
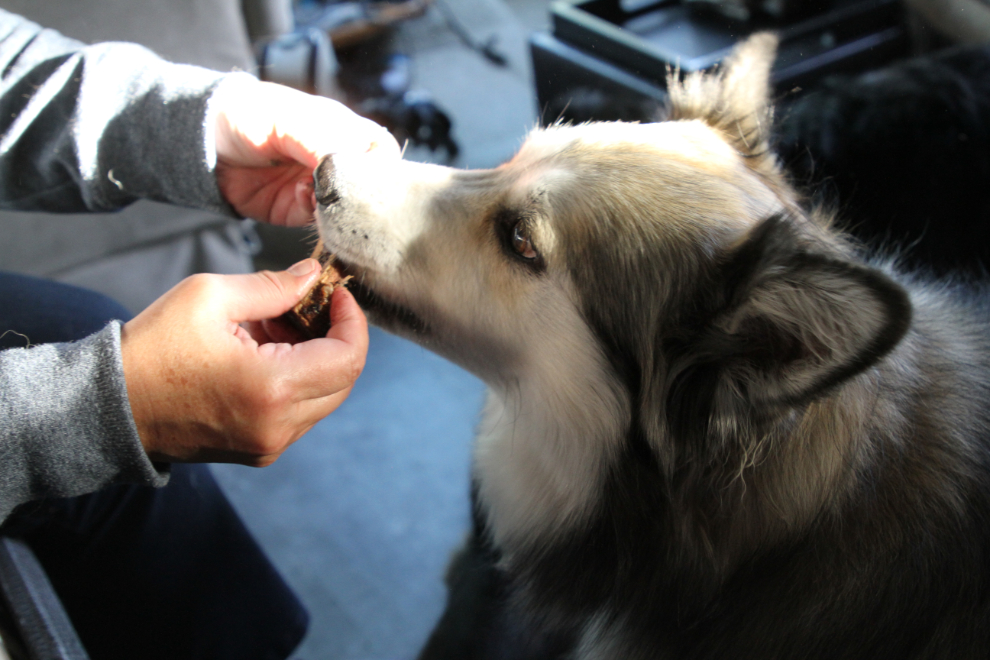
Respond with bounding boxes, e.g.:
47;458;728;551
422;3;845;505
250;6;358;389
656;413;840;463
225;259;323;322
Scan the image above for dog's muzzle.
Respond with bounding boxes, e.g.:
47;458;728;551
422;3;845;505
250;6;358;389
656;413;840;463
313;155;341;207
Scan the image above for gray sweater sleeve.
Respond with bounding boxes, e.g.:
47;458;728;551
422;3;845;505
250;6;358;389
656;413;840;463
0;9;253;518
0;7;236;215
0;324;168;521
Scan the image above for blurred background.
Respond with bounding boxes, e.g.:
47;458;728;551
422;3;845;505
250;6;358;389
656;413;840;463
1;0;989;658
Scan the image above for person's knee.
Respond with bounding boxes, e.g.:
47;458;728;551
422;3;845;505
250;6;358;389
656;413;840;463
0;272;132;347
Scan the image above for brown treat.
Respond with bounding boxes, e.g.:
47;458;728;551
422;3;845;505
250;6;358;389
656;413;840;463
280;245;351;339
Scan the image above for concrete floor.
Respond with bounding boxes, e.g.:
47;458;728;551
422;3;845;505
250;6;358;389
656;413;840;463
211;2;552;658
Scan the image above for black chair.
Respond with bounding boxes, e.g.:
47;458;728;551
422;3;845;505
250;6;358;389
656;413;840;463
0;537;89;660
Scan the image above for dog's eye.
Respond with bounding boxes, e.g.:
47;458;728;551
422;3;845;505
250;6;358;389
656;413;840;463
511;223;538;260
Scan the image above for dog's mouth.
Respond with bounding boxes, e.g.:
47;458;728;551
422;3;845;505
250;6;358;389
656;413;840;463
334;257;431;337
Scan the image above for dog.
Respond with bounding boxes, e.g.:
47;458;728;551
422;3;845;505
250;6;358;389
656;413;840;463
313;33;990;659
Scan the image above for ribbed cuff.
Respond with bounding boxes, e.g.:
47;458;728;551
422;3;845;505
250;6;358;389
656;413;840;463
0;322;169;522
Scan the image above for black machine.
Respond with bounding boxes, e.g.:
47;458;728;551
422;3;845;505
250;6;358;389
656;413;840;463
531;0;910;123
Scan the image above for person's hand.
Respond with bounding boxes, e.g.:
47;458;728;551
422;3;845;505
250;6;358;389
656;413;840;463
120;259;368;466
212;77;400;227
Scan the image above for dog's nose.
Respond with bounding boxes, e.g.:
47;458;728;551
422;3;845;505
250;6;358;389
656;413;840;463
313;155;340;207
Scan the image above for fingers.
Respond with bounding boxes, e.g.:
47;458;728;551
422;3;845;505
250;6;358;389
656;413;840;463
269;290;370;441
245;281;366;348
327;287;368;344
217;161;316;226
243;317;307;345
267;288;369;401
289;386;355;439
222;260;323;322
207;381;353;467
120;262;372;468
213;77;402;226
290;179;317;227
280;96;401;166
214;77;401;168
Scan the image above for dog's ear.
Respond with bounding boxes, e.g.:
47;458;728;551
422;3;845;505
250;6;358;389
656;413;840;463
666;32;778;169
664;215;911;445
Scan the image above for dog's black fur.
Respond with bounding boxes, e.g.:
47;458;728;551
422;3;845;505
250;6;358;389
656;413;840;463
776;44;990;274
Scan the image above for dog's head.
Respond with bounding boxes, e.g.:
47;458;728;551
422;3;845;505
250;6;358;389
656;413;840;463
314;34;910;541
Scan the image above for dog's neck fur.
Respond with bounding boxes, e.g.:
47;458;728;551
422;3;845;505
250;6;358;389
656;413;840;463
469;249;943;577
473;306;630;552
473;346;919;582
666;373;881;574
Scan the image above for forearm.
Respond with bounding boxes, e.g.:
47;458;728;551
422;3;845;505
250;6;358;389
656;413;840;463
0;8;238;215
0;323;168;522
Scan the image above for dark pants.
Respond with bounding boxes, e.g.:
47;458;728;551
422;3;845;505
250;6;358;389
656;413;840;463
0;272;308;660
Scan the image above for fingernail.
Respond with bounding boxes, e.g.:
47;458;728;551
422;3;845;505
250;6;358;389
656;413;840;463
288;259;319;277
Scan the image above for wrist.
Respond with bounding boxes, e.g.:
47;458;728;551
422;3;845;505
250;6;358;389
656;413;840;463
119;318;160;460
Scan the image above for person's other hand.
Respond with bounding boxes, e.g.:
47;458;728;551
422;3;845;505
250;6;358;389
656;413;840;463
120;259;368;466
212;77;400;227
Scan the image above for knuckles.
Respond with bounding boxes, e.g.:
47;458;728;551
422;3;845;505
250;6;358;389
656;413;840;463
244;454;280;468
341;348;366;387
233;382;302;458
244;378;294;413
236;423;296;465
180;272;227;300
